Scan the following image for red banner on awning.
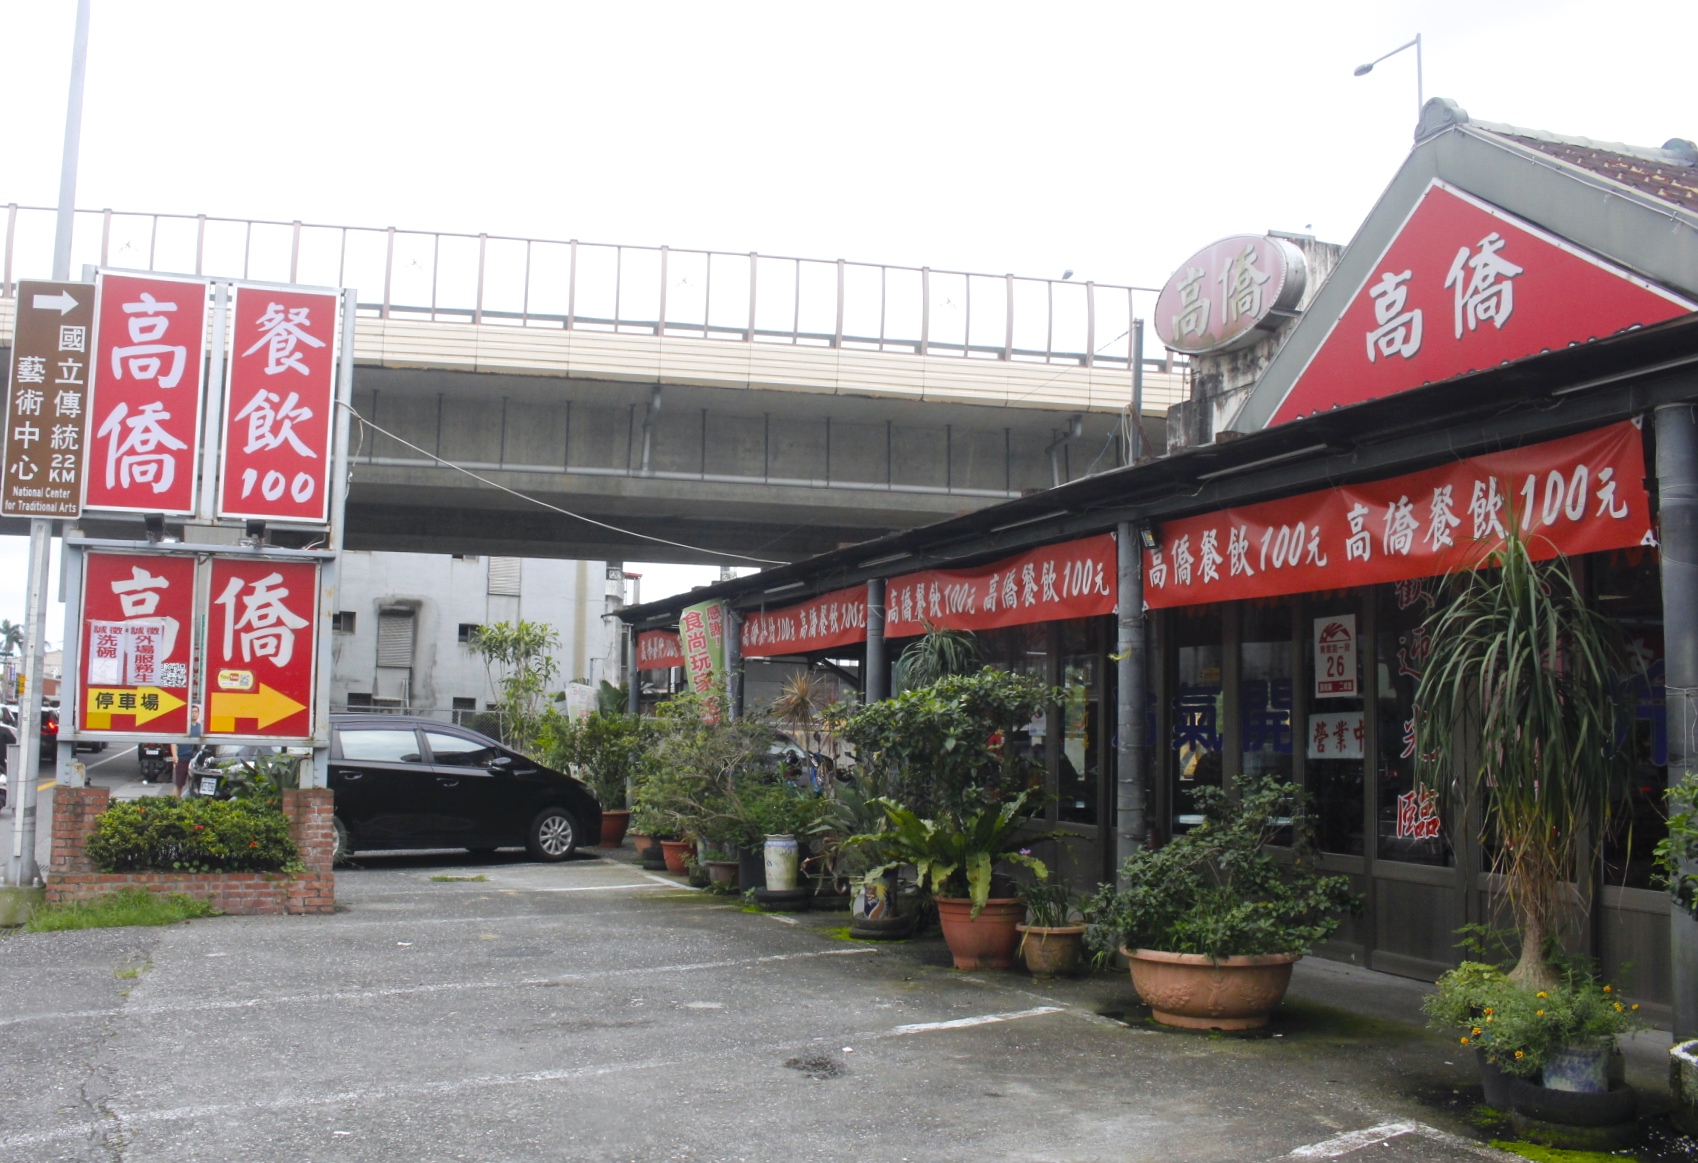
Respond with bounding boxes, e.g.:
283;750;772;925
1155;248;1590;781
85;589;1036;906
743;585;868;657
1144;421;1653;609
886;533;1118;638
636;630;683;670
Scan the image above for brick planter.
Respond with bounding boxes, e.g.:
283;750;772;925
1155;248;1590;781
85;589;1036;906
45;785;336;915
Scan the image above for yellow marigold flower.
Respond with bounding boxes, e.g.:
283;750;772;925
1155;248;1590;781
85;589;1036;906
1536;992;1548;999
1603;985;1612;993
1460;1037;1470;1044
1536;1010;1545;1017
1615;1002;1624;1012
1515;1050;1525;1059
1632;1004;1640;1011
1486;1016;1494;1022
1472;1028;1482;1036
1483;1008;1494;1015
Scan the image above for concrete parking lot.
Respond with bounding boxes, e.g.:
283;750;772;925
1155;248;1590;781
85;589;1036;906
0;842;1677;1162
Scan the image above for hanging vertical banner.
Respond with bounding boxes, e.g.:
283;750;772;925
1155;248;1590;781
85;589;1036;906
217;286;340;523
1313;614;1358;697
202;557;318;738
77;552;195;735
636;630;684;670
679;599;728;713
83;273;210;514
3;280;95;517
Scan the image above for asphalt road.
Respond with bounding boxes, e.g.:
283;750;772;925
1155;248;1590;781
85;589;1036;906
0;844;1542;1163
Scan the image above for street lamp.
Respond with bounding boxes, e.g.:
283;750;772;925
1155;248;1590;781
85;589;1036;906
1353;34;1423;121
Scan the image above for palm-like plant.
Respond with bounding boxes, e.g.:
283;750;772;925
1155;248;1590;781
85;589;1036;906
0;619;23;657
892;623;980;694
1414;511;1624;991
847;789;1048;915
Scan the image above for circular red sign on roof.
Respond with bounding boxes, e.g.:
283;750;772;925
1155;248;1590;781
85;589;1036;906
1153;235;1307;355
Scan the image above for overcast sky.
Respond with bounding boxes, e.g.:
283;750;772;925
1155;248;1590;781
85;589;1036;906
3;0;1696;640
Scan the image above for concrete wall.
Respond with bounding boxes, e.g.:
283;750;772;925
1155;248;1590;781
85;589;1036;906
329;550;617;714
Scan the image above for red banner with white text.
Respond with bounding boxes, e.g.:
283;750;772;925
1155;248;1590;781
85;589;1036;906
636;630;683;670
743;585;868;657
886;533;1118;638
1144;421;1653;609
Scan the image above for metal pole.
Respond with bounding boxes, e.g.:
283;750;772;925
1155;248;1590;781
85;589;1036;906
864;578;887;703
1656;403;1698;1040
309;288;358;792
1115;522;1147;886
626;630;640;716
1131;319;1146;461
195;282;230;521
55;542;85;789
13;0;93;886
725;611;742;719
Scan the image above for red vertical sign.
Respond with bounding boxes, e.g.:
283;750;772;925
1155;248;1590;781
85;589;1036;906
217;286;340;522
77;552;196;735
83;273;209;514
202;557;318;738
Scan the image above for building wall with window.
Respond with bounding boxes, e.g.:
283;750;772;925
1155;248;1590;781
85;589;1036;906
328;551;620;716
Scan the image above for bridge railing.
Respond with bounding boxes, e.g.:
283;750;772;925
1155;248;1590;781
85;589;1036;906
3;202;1184;375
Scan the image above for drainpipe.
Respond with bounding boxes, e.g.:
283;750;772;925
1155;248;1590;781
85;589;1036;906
639;386;662;476
1116;521;1147;886
1656;403;1698;1040
865;578;887;703
726;610;743;719
626;628;640;716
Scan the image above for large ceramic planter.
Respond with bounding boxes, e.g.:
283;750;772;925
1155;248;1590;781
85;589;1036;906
1672;1040;1698;1134
1125;947;1299;1030
1016;924;1086;978
763;835;799;891
597;810;631;848
704;860;739;889
935;897;1025;970
1542;1043;1611;1093
659;839;692;875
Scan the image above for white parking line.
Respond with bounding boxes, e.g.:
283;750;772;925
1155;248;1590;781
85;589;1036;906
1285;1121;1506;1159
884;1006;1064;1035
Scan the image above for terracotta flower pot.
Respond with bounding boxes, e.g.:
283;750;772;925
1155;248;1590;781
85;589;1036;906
935;897;1025;970
659;839;692;875
1016;924;1086;978
628;833;655;857
597;810;631;848
1125;947;1299;1030
704;859;739;888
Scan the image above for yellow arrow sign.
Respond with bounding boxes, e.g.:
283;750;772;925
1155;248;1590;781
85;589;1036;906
209;684;307;733
85;686;187;730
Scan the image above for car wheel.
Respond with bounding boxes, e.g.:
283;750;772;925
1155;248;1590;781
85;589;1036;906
525;806;579;862
332;815;353;865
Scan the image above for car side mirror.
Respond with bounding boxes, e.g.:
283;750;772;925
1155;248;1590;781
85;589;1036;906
487;755;513;769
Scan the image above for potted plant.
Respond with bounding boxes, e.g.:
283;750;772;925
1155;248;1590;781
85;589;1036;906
541;710;651;848
1083;777;1359;1029
1016;882;1086;978
849;790;1048;969
1426;960;1642;1126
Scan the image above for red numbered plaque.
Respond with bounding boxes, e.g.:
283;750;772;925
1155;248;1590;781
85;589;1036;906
203;557;318;738
83;273;209;514
78;552;195;735
218;286;340;522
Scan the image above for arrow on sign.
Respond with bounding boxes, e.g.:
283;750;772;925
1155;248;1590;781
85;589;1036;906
210;685;307;732
32;289;80;315
85;686;187;730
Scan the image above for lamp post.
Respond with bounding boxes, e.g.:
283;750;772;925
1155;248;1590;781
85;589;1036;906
1353;34;1423;121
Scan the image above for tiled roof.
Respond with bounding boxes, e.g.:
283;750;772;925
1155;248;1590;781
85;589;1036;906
1477;124;1698;212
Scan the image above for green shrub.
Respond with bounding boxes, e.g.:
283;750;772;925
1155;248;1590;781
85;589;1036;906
1083;777;1359;961
86;797;301;874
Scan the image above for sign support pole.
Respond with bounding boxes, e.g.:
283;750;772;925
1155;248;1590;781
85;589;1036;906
1115;522;1147;887
309;289;357;792
11;0;92;886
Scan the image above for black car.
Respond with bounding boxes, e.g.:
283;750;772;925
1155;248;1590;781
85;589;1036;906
328;715;599;863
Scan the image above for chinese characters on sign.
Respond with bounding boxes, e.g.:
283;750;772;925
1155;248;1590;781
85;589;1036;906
1306;711;1365;760
4;281;95;517
202;558;317;737
1143;421;1653;609
742;586;867;657
883;534;1117;638
1269;181;1693;426
636;630;684;670
77;553;194;733
218;287;339;522
1153;235;1307;355
83;273;210;514
1313;614;1358;698
1396;784;1442;840
679;599;728;718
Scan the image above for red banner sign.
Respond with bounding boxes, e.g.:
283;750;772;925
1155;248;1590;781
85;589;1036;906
1144;421;1653;609
1268;182;1692;426
203;557;318;738
217;286;340;523
84;273;210;514
636;629;683;670
743;585;868;657
886;533;1118;638
77;552;195;735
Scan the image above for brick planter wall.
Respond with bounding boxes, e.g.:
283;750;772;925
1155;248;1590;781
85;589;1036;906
45;784;336;916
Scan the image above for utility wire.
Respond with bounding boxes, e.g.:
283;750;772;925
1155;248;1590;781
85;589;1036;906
337;401;789;567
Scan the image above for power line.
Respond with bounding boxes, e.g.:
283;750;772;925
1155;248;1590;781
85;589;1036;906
337;402;788;567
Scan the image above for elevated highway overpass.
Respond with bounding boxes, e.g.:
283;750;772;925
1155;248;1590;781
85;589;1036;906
1;203;1185;562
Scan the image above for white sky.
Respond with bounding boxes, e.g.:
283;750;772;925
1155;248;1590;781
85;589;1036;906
3;0;1696;638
